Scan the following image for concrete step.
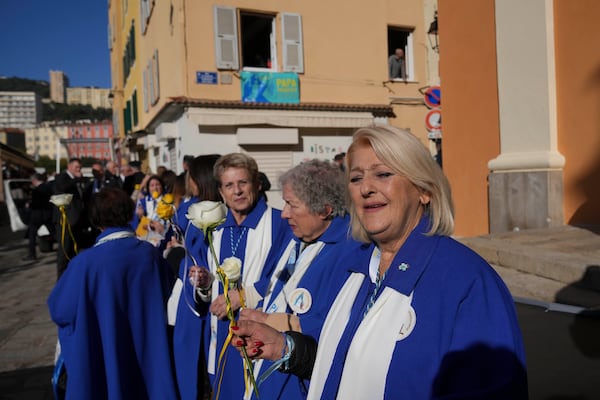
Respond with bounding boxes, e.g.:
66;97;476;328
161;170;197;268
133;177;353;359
491;264;600;309
457;225;600;308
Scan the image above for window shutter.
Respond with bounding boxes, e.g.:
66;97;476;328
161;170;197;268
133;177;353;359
132;90;138;126
281;13;304;73
213;6;239;70
143;67;149;112
152;49;160;103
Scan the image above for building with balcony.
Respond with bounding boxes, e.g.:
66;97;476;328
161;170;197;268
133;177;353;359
108;0;440;200
0;91;43;129
64;120;114;161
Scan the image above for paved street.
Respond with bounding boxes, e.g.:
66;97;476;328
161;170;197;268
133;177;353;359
0;226;56;400
0;224;599;399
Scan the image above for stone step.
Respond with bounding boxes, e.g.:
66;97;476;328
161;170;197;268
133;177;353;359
458;226;600;294
457;225;600;309
490;264;600;309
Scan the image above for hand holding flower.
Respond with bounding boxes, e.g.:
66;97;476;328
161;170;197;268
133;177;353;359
211;289;243;320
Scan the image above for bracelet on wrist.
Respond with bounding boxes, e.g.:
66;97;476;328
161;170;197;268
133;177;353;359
257;332;295;385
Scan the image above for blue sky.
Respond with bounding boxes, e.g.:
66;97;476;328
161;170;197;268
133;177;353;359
0;0;111;88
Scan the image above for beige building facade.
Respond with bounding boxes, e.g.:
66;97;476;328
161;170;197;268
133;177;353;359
25;123;69;161
109;0;441;199
67;87;112;109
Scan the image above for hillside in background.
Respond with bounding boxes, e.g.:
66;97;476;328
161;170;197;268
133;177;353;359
0;76;111;122
0;76;49;98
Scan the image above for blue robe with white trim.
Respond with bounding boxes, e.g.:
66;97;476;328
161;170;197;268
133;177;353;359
173;197;292;400
47;227;178;400
315;216;528;399
252;215;359;400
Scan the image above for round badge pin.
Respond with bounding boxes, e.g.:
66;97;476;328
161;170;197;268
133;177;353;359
397;305;416;341
288;288;312;314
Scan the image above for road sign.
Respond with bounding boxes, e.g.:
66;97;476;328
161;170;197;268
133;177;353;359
425;109;441;131
424;86;441;108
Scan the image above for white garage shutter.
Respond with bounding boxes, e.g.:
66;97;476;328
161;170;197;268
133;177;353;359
247;151;293;191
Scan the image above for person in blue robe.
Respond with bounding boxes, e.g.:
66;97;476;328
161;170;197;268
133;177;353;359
47;187;178;400
233;159;358;400
172;153;292;400
230;125;528;400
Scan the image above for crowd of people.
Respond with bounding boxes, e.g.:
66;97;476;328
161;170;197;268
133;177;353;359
45;125;528;400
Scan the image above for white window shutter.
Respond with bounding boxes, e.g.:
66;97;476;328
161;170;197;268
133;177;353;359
143;67;149;112
152;49;160;103
213;6;239;70
281;13;304;73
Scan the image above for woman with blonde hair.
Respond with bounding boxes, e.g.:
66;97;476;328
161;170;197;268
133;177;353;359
231;125;527;399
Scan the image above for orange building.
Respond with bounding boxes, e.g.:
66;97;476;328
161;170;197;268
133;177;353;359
439;0;600;236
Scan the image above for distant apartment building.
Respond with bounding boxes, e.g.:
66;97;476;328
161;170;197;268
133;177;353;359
25;122;69;160
0;91;43;129
50;70;69;103
67;87;111;109
108;0;440;187
64;120;114;161
0;128;25;151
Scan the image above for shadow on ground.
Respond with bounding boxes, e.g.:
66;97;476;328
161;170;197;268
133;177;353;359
0;365;53;400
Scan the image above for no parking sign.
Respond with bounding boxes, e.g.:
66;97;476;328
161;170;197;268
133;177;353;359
424;86;441;109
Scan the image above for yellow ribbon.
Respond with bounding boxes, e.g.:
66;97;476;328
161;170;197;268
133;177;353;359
58;205;78;260
213;268;258;400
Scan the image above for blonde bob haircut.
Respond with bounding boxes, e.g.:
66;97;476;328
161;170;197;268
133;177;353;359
347;125;454;243
213;152;260;187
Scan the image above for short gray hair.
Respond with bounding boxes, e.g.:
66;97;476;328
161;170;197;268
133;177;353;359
279;159;347;218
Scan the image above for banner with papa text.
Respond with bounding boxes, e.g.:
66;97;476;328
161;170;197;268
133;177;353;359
240;71;300;104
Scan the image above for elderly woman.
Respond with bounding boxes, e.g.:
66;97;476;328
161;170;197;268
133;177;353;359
214;159;357;399
231;125;528;399
173;153;292;400
48;187;177;399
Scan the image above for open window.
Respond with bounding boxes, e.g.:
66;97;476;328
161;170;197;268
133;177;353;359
213;6;303;73
387;27;415;81
240;12;276;70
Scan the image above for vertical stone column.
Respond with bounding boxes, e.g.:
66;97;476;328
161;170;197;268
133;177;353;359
488;0;565;233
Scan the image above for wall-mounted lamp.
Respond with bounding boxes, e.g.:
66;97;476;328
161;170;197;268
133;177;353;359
428;11;439;53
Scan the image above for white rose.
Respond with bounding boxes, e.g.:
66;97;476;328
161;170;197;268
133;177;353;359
220;256;242;283
50;194;73;207
186;201;227;231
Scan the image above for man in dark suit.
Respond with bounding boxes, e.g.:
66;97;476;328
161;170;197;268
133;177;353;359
23;173;54;261
53;158;99;278
122;161;145;196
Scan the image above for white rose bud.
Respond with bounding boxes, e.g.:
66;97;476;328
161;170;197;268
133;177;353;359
220;256;242;283
186;201;227;231
50;194;73;207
